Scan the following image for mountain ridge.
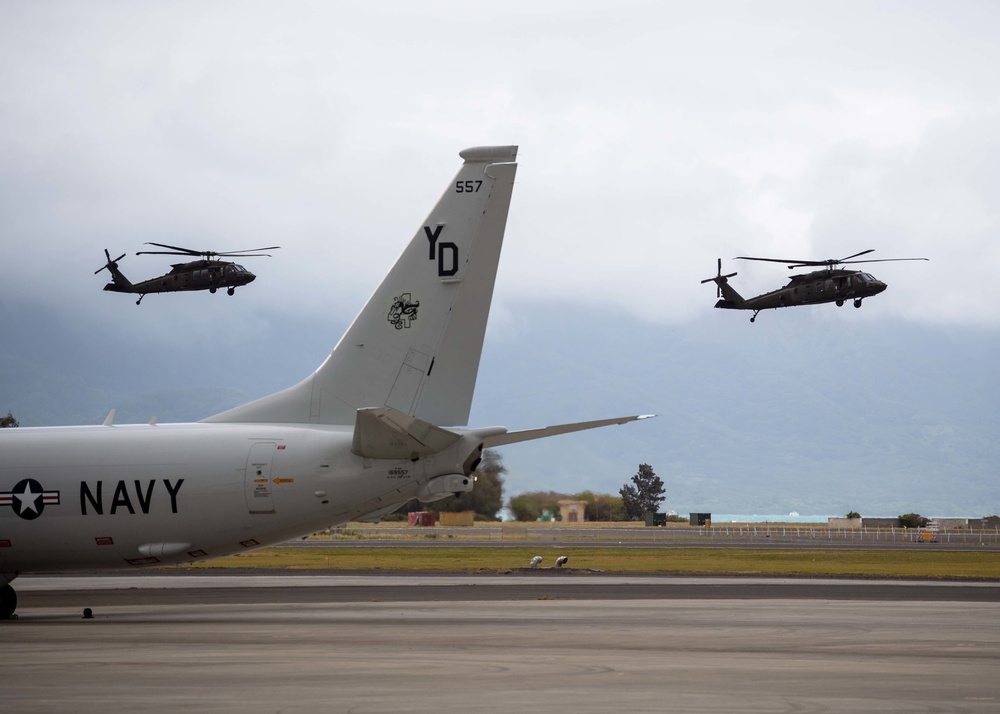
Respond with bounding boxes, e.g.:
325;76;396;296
3;299;997;516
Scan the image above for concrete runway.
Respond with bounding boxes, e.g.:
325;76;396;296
5;573;1000;713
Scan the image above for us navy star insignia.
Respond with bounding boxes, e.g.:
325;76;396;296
0;478;61;520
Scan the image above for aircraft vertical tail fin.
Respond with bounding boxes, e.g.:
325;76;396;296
714;279;745;307
205;146;519;426
96;249;133;292
701;259;745;307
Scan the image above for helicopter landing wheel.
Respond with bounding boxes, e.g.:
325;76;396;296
209;286;217;294
836;299;844;307
227;287;235;296
854;299;863;308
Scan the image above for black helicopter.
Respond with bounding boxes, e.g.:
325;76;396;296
702;250;928;322
96;242;280;305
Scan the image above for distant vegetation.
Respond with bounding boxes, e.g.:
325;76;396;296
508;490;626;522
897;513;930;528
1;410;18;428
6;305;1000;515
507;463;669;522
385;449;506;521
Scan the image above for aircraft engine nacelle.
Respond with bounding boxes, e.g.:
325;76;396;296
417;473;473;503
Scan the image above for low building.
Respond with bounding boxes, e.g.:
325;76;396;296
828;517;862;529
557;500;588;523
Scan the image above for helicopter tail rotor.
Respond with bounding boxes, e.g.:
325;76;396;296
94;249;127;275
701;258;737;298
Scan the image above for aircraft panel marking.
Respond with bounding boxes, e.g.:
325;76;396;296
424;224;458;277
1;479;61;520
79;479;184;516
388;293;420;329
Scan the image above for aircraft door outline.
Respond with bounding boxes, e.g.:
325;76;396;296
245;442;277;514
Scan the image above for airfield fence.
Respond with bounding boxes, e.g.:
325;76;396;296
322;524;1000;547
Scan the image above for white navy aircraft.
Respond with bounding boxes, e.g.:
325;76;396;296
0;146;651;618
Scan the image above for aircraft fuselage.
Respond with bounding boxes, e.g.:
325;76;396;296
2;146;650;621
0;423;449;572
104;260;256;297
715;269;887;312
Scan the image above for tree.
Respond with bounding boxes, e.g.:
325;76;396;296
434;449;505;519
1;410;18;428
619;463;665;520
845;511;861;519
898;513;929;528
507;490;628;522
508;491;566;521
579;491;625;522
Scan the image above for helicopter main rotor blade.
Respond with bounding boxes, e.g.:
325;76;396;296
839;249;875;262
839;257;929;265
138;242;203;255
214;246;281;257
135;250;208;256
136;243;281;258
737;250;882;269
735;256;813;265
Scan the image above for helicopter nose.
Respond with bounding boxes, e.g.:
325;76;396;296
873;280;886;294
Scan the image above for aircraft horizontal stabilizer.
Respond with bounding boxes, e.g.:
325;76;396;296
481;414;655;448
352;407;462;460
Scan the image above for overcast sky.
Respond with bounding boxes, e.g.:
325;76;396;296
3;2;999;514
3;0;998;337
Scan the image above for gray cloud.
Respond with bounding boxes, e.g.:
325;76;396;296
2;0;997;334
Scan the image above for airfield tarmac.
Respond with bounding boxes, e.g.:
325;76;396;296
6;573;1000;713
